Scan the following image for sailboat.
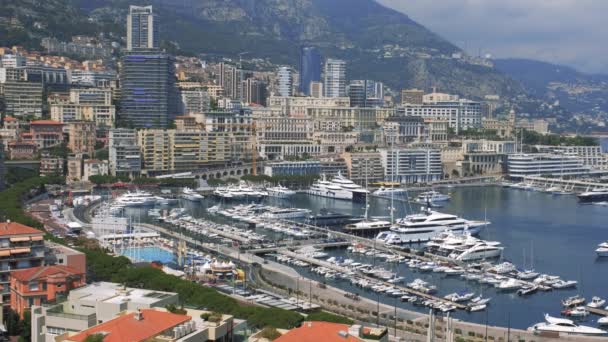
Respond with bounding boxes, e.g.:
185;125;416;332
517;243;539;280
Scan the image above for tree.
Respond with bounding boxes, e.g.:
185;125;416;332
83;334;106;342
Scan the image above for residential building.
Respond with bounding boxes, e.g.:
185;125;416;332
174;116;198;130
9;265;86;319
218;63;243;100
241;78;266;106
275;321;388;342
507;153;591;179
83;159;109;181
1;54;26;68
348;80;383;108
25;120;64;149
324;59;346;97
380;148;442;184
108;128;141;177
119;50;178;128
7;141;36;160
382;116;427;145
3;116;20;130
310;81;323;98
70;70;117;88
299;46;322;95
179;88;210;115
401;88;424;105
68;122;96;155
341;152;384;184
31;282;181;342
320;158;349;178
0;222;46;310
50;88;115;127
127;5;159;50
255;116;314;143
397;98;482;133
277;66;293;97
67;155;83;183
0;80;44;117
263;161;321;177
308;106;394;131
312;131;360;154
267;96;350;117
41;37;111;60
425;119;449;142
40;153;65;177
257;143;325;160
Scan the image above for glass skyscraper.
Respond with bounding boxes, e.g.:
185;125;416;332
299;46;322;96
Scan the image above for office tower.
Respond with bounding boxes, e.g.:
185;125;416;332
277;66;293;97
323;59;346;97
127;5;159;50
119;50;178;128
299;46;321;95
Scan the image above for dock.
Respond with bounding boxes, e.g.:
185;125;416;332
586;306;608;316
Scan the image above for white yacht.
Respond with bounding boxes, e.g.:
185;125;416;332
261;207;311;219
596;241;608;257
114;191;158;207
415;190;451;203
180;187;204;201
449;242;504;261
372;186;407;197
307;173;369;201
529;314;606;336
375;209;489;244
426;232;503;261
577;188;608;203
266;184;296;198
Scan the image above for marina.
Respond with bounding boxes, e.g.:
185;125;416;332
97;184;608;331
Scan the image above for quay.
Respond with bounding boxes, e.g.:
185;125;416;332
586;306;608;317
522;175;608;192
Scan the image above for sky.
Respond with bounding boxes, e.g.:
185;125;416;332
377;0;608;74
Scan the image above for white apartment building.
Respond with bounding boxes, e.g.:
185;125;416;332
108;128;141;177
397;98;482;133
324;59;346;97
50;88;115;127
507;153;591;179
380;148;443;184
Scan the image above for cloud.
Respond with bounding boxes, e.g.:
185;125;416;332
377;0;608;73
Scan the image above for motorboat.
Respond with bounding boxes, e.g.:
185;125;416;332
529;314;606;336
307;173;368;201
577;188;608;203
415;190;451;202
468;304;487;312
497;278;522;291
517;270;540;280
552;280;577;289
599;317;608;326
375;209;489;244
266;184;296;198
489;262;517;274
588;297;606;308
344;219;392;234
596;241;608;257
562;295;585;307
261;207;311;219
180;187;204;201
562;306;590;317
444;292;475;302
372;186;407;197
517;285;538;296
470;296;491;305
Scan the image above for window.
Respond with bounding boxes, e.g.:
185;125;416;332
28;282;39;291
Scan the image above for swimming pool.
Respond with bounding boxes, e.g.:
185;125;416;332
119;246;176;264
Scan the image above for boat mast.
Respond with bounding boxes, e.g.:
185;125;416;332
390;137;395;224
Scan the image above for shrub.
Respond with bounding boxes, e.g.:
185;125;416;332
258;326;281;341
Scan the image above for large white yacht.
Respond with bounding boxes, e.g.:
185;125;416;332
375;209;489;244
115;191;158;207
307;173;369;201
426;232;503;261
266;184;296;198
180;187;204;201
529;314;606;336
415;190;451;203
577;188;608;203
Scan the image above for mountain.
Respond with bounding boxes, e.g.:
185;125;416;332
2;0;525;99
495;58;608;114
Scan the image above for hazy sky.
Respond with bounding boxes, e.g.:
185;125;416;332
378;0;608;74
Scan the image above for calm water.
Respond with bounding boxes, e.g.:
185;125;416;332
119;246;176;264
127;187;608;329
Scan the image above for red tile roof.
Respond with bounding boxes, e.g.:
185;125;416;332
11;265;83;282
68;310;191;342
4;116;16;121
0;222;43;236
275;322;362;342
30;120;63;126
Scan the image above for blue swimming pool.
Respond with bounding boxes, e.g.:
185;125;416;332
119;246;175;264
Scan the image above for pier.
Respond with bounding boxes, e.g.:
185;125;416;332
522;175;608;192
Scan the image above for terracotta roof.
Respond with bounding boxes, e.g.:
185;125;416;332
68;309;191;342
275;322;362;342
4;116;16;121
0;222;43;236
11;265;83;282
30;120;63;125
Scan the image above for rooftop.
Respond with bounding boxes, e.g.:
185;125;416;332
30;120;63;126
275;322;362;342
11;265;82;282
67;309;191;342
0;221;44;237
68;282;176;305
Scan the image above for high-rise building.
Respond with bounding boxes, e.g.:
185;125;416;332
126;5;159;50
242;78;267;106
299;46;321;95
179;88;210;115
119;50;178;128
323;59;346;98
108;128;141;177
276;67;293;97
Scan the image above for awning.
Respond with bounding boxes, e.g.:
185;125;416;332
0;250;10;257
31;236;44;241
10;248;30;255
10;237;30;242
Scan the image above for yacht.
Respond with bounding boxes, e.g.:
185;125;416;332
307;173;369;201
588;297;606;308
577;188;608;203
375;209;489;244
596;241;608;257
449;242;504;262
372;186;407;197
344;220;392;235
180;187;204;201
415;190;451;203
114;191;158;207
529;314;606;336
261;207;311;219
266;184;296;198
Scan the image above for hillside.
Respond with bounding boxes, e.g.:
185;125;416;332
1;0;525;99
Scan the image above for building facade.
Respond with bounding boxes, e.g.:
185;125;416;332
50;88;115;127
380;148;442;184
507;153;591;179
68;122;96;155
397;99;482;133
299;46;321;95
127;5;159;50
323;59;346;98
108;129;141;177
277;66;293;97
